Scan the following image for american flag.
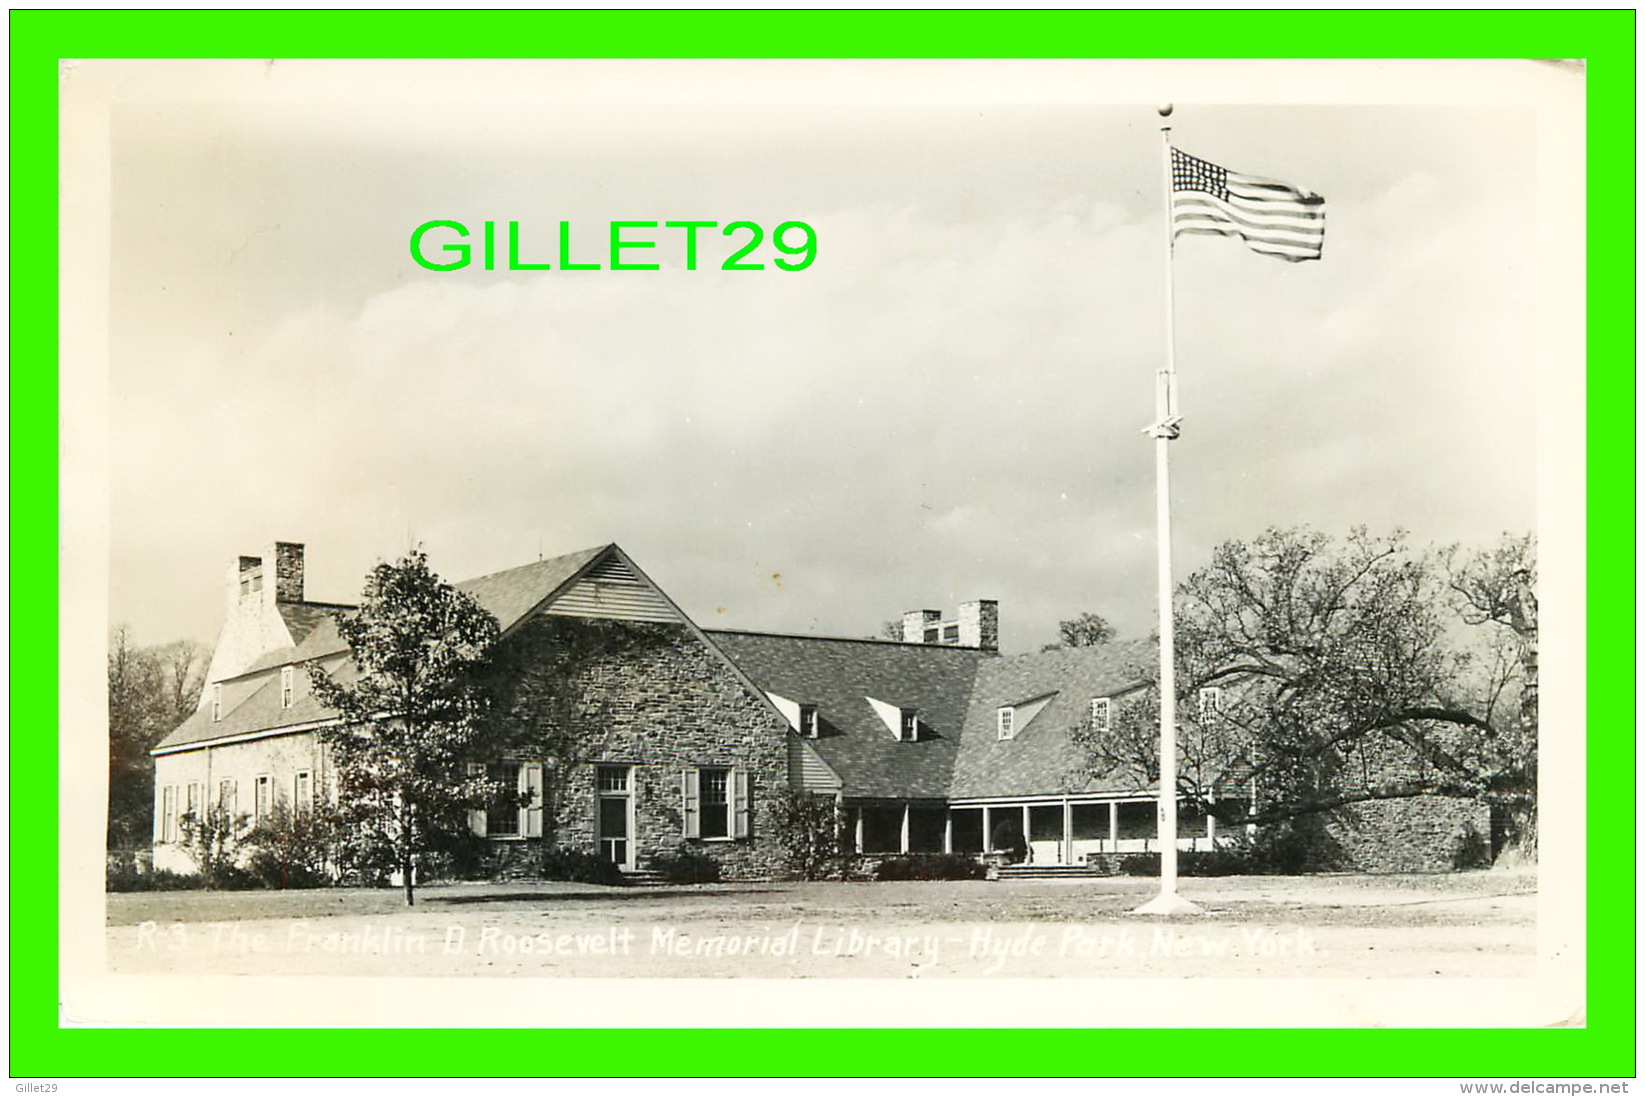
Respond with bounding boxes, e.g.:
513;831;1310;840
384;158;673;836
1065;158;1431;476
1171;147;1325;262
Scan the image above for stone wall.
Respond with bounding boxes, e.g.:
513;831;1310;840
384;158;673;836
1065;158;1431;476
498;616;792;880
1324;796;1493;873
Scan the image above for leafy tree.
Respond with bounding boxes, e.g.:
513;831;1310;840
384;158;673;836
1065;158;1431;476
308;550;510;905
1074;528;1534;842
1043;611;1116;652
1446;533;1538;856
108;628;208;850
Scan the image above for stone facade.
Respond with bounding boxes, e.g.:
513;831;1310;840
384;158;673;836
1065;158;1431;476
497;616;792;880
1324;797;1493;873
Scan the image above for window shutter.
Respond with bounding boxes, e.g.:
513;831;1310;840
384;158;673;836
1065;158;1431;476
732;769;751;839
682;769;701;838
521;762;544;838
467;761;487;837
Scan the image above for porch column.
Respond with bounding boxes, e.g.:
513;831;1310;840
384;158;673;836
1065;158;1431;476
1062;799;1073;865
854;808;864;855
1021;804;1030;852
1109;801;1118;851
900;804;911;854
1207;811;1216;845
982;805;992;853
943;811;953;854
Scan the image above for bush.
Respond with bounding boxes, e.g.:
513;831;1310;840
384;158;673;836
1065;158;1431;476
769;791;848;880
242;803;341;889
1107;850;1259;877
650;845;721;885
106;865;210;892
874;853;988;881
540;847;626;886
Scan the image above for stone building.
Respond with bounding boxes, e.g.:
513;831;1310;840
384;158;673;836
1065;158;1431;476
149;540;1487;879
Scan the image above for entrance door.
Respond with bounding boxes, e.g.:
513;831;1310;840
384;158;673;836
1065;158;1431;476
596;765;635;871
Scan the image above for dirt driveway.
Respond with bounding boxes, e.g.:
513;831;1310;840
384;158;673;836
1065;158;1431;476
107;870;1535;979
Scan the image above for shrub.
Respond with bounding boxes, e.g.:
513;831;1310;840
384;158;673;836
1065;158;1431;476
242;802;341;889
540;847;626;886
650;845;721;885
874;853;988;881
769;791;848;880
106;865;210;892
1451;822;1492;870
1109;850;1259;877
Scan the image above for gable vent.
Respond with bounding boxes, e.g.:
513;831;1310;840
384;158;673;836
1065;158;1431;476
541;553;681;623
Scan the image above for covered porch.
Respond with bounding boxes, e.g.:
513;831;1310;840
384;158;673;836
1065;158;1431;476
845;795;1232;865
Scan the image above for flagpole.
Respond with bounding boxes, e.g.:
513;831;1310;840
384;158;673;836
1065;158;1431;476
1135;105;1200;916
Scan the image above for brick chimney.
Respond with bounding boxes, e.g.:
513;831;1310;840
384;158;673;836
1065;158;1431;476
902;609;941;644
958;600;999;652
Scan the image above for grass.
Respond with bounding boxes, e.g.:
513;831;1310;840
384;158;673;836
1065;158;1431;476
107;868;1536;931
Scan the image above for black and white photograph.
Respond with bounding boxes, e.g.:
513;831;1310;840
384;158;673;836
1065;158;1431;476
63;58;1584;1028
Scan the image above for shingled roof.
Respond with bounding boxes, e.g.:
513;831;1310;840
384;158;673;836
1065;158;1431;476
949;640;1156;799
154;545;618;752
704;630;990;799
705;631;1159;801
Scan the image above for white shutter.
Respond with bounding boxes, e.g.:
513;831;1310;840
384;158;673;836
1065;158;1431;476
732;769;751;839
521;762;544;838
682;769;701;838
467;761;487;837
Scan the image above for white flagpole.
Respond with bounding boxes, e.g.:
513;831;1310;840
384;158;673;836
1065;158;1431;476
1134;105;1200;916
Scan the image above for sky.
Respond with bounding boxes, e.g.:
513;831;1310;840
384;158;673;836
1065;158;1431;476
88;60;1577;654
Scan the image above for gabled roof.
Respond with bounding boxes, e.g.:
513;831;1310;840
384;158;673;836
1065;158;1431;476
153;652;357;753
155;545;618;753
948;640;1156;799
704;630;990;799
457;544;612;633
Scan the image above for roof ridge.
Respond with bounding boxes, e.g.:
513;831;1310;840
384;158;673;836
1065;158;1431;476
454;543;612;589
702;626;999;653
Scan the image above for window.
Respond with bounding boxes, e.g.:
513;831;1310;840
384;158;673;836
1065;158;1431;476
161;785;178;842
470;761;546;840
700;767;730;839
997;706;1015;740
598;765;630;793
185;782;201;825
683;766;749;841
254;775;273;823
1198;687;1221;726
799;704;820;739
218;779;238;818
294;770;313;809
899;709;919;742
1091;697;1112;732
211;684;222;722
280;666;294;708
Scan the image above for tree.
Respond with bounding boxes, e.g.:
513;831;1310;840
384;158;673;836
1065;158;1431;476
308;550;509;905
1043;611;1116;652
1073;528;1534;841
1446;533;1538;856
108;628;208;850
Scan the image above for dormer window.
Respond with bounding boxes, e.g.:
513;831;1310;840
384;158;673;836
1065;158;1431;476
1198;687;1221;726
281;666;295;709
799;704;820;739
899;709;919;742
997;707;1015;740
1091;696;1111;732
211;684;222;722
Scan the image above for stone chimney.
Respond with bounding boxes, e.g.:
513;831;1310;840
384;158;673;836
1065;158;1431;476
958;600;999;652
902;609;941;644
271;541;305;603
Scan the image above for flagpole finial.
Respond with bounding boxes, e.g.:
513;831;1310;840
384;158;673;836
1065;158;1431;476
1157;103;1173;117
